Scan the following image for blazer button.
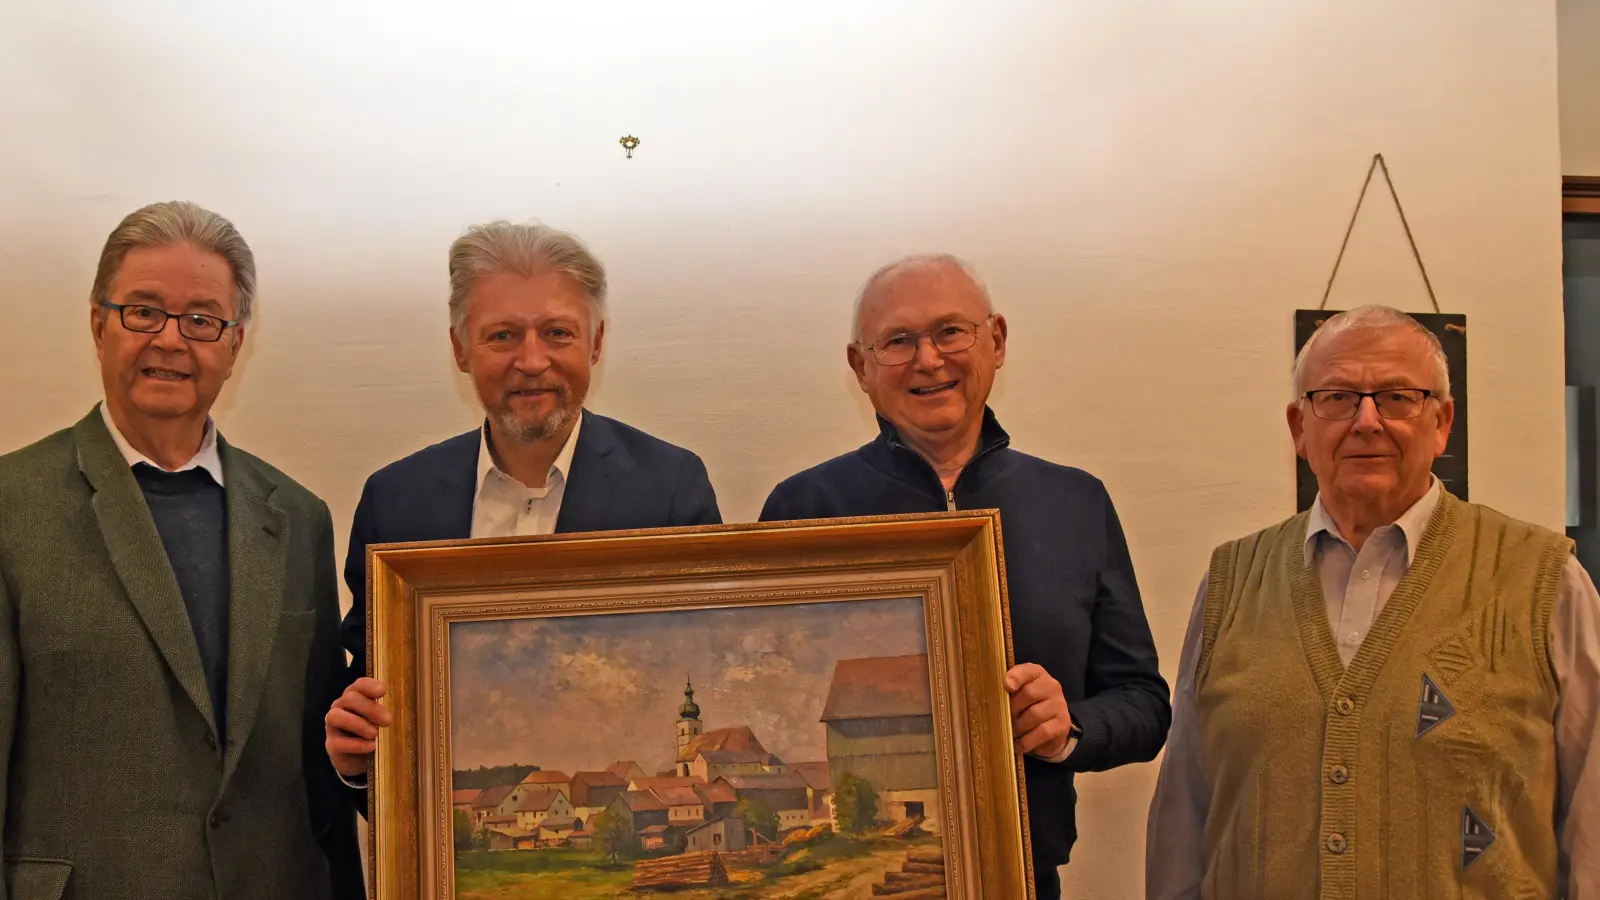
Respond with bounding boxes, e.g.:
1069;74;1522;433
1328;764;1350;785
1326;833;1348;854
1335;697;1356;715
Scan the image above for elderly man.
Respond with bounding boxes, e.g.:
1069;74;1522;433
1145;305;1600;898
325;220;720;782
0;202;363;898
759;254;1171;898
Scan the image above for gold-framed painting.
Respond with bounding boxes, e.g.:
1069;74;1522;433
365;511;1035;900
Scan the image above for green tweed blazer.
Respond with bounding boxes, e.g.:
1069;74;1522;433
0;408;363;900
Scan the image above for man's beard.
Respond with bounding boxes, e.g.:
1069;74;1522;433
488;385;577;443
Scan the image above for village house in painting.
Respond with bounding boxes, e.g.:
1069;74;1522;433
606;760;648;784
693;780;739;821
537;815;583;846
468;784;517;827
790;761;833;824
482;814;537;851
684;815;747;854
511;786;574;831
569;770;629;823
516;769;572;795
650;785;708;825
820;654;940;832
639;823;671;851
713;773;814;831
607;790;671;836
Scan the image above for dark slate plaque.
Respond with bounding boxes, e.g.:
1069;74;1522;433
1293;309;1467;511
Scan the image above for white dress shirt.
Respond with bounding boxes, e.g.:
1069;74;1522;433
100;402;225;485
1146;479;1600;899
470;412;583;538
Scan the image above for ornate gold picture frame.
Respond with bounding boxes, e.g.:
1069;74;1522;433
365;511;1034;899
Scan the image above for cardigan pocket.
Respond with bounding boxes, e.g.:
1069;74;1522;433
3;857;73;900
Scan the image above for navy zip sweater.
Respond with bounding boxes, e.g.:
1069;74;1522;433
759;408;1171;874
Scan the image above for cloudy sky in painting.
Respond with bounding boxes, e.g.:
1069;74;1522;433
448;598;928;774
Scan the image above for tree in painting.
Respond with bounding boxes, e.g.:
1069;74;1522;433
591;806;634;865
833;773;880;834
453;809;475;852
735;797;780;842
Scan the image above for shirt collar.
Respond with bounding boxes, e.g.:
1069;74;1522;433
99;401;225;487
476;410;584;499
871;405;1012;492
1305;476;1441;566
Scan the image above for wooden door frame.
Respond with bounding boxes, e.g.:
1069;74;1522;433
1568;176;1600;216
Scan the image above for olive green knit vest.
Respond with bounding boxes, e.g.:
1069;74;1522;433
1193;491;1569;899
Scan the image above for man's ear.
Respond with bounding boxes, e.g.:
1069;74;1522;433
1287;401;1309;460
847;343;870;392
990;314;1008;369
1433;397;1456;457
451;326;470;374
90;305;107;357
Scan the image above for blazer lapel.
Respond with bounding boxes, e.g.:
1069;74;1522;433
435;428;480;540
218;439;288;777
75;407;218;737
554;412;619;534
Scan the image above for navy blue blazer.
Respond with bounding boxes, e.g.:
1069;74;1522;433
338;411;721;674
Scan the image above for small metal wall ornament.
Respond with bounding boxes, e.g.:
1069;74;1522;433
619;135;640;159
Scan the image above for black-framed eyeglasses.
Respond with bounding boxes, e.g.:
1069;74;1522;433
860;316;992;366
1302;388;1434;420
100;301;238;343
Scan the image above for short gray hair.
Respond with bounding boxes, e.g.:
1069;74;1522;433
1292;304;1451;398
851;253;995;342
91;201;257;326
448;221;608;337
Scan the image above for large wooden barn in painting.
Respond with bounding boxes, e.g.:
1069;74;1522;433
819;653;940;832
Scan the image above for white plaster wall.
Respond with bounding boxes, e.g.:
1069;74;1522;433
0;2;1566;896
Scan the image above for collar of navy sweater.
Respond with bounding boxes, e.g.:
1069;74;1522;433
871;406;1012;502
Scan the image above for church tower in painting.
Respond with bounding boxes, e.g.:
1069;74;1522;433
676;676;704;760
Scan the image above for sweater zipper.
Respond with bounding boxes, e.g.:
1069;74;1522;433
886;435;1006;512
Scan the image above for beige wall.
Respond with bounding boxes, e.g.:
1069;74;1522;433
1562;0;1600;175
0;1;1566;896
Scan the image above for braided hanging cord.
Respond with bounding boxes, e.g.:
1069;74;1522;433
1318;153;1441;313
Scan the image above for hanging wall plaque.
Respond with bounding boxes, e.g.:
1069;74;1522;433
1296;154;1467;510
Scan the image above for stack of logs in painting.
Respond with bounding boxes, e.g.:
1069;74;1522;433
870;846;946;898
628;851;730;890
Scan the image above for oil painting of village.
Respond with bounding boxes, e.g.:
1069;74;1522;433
445;596;949;899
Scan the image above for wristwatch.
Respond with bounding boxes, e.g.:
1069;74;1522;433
1067;719;1083;744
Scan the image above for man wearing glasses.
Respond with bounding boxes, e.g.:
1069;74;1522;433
1145;305;1600;898
0;202;363;898
759;254;1171;899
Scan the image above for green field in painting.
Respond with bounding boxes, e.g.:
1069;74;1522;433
453;834;939;900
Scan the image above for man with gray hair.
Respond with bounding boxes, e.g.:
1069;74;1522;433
324;220;720;781
1145;304;1600;898
760;253;1171;899
0;201;364;898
